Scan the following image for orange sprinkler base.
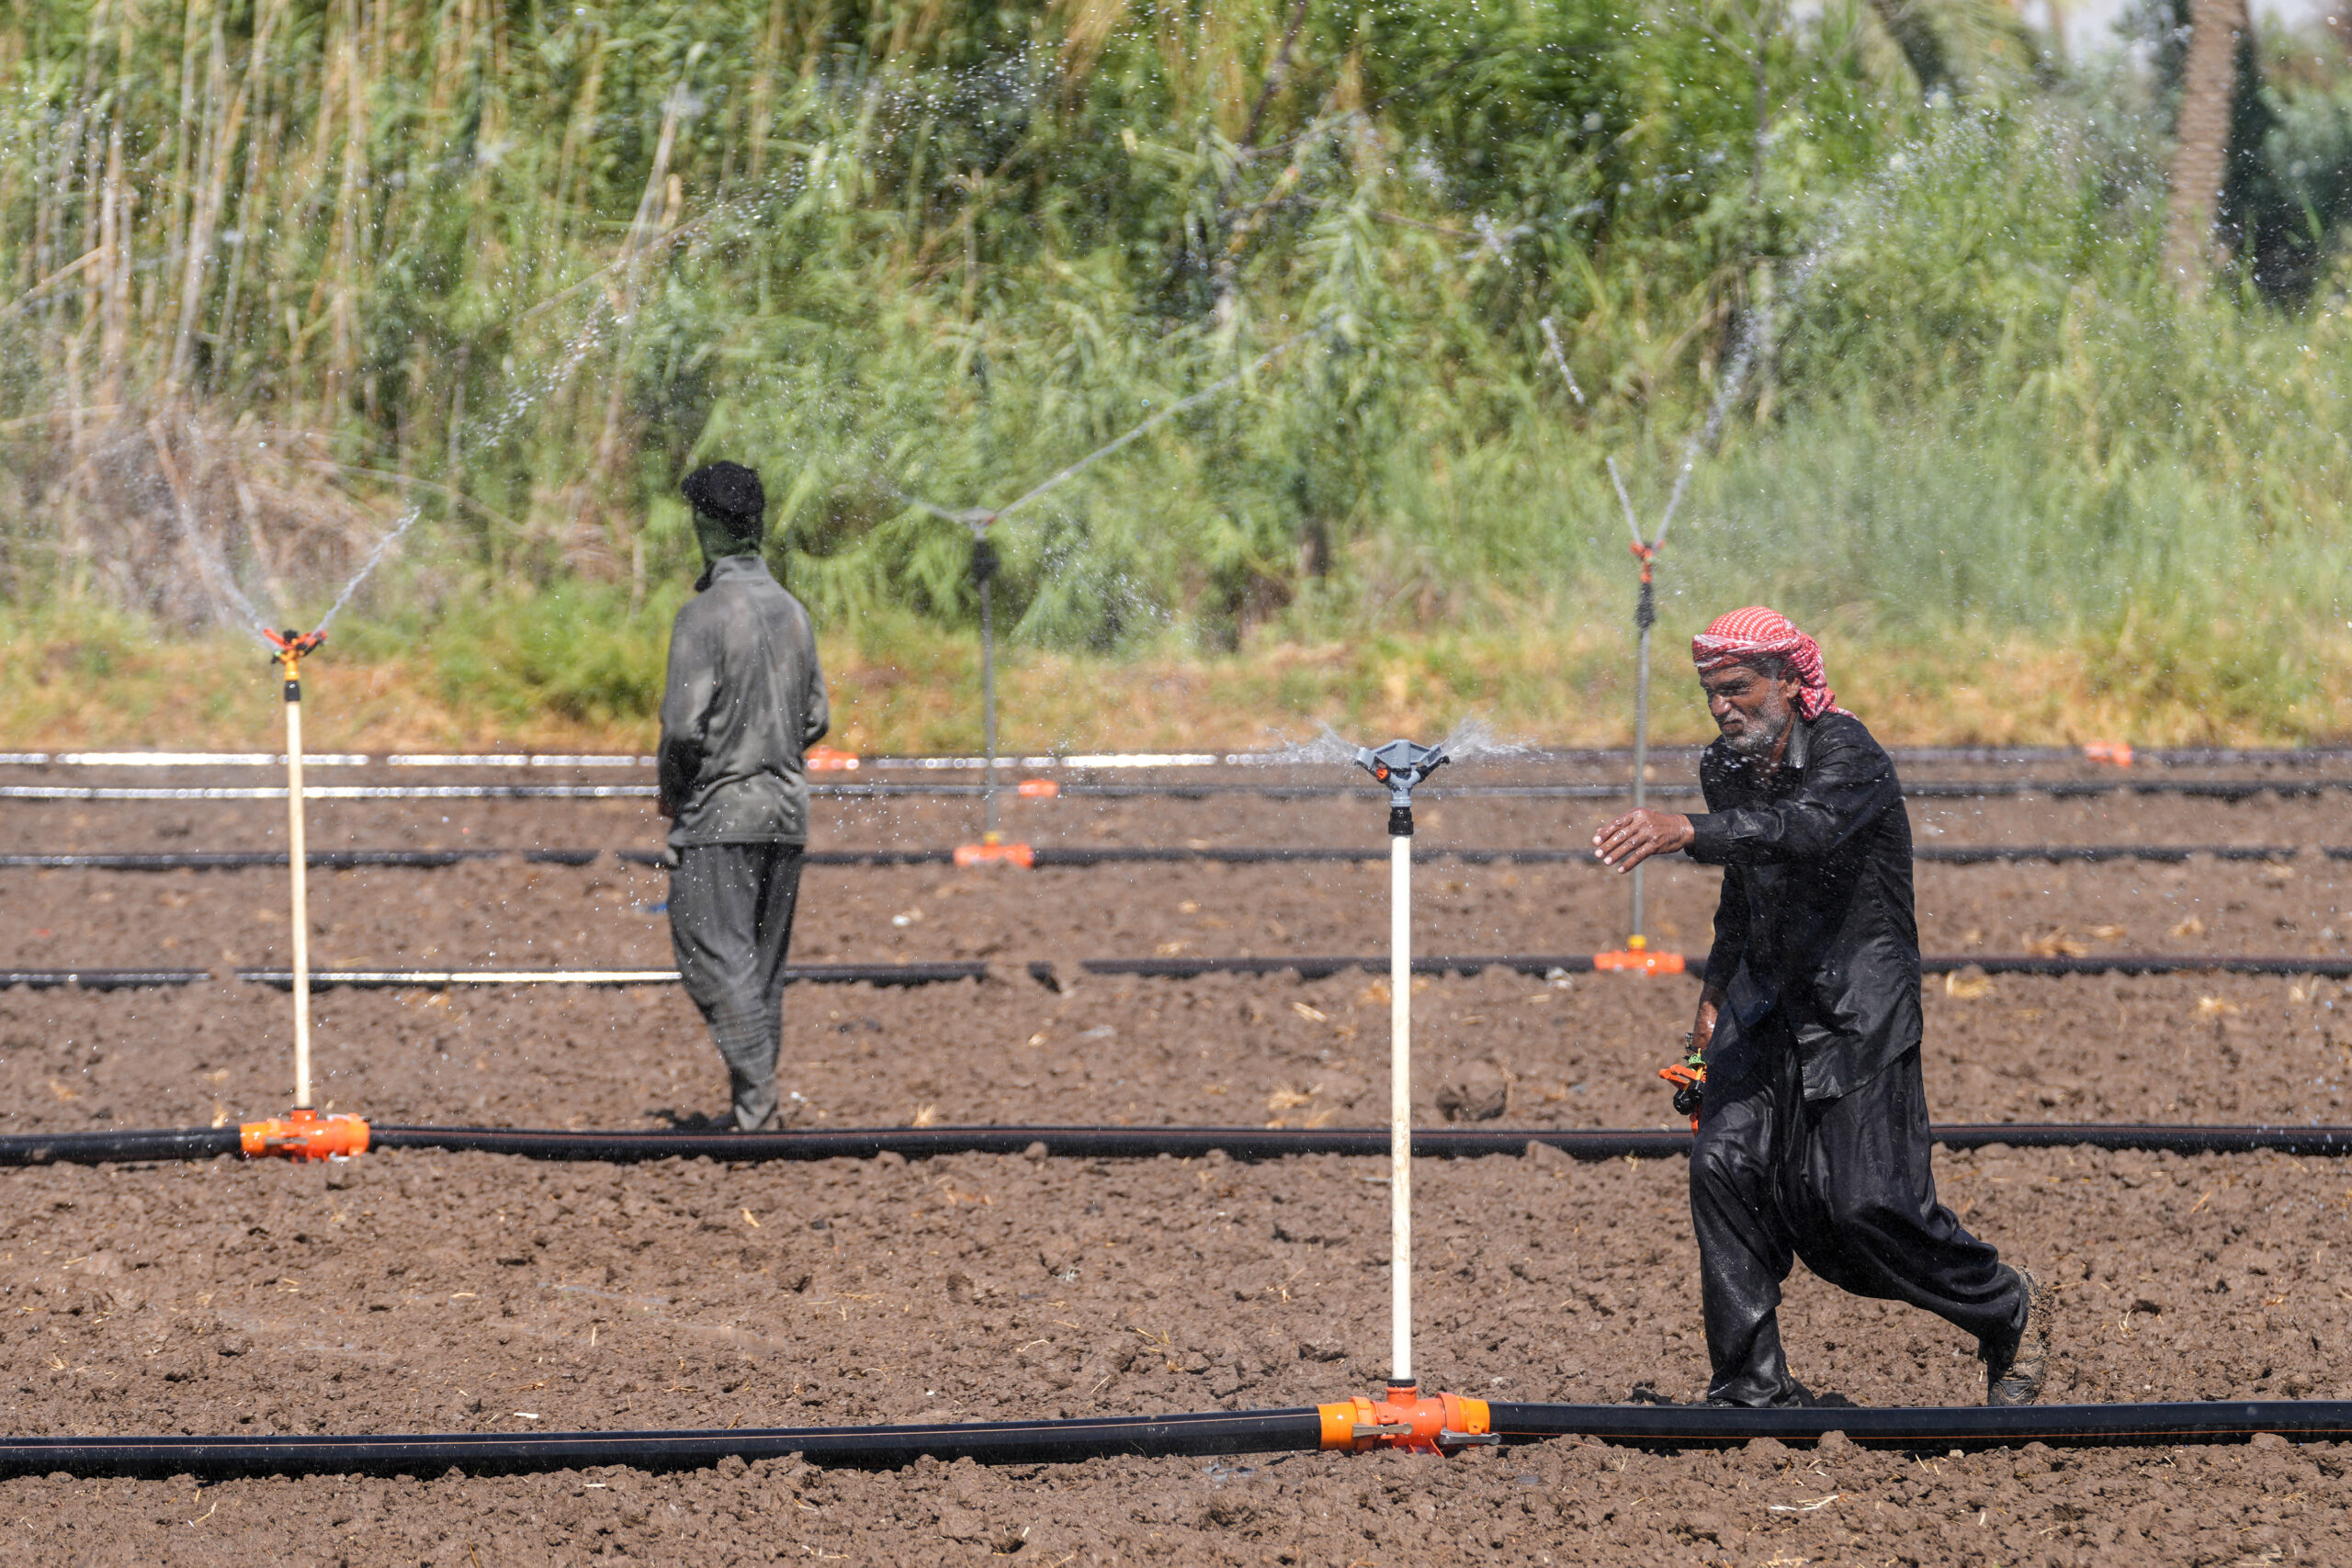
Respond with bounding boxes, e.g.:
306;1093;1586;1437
240;1108;371;1161
954;840;1035;868
1317;1385;1497;1455
1593;948;1685;975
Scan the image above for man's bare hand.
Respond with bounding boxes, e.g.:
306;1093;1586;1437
1593;807;1694;872
1689;986;1724;1060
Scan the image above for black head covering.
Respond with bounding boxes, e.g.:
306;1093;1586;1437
681;461;766;543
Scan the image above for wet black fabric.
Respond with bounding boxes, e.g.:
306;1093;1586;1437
1686;711;1919;1102
670;842;804;1131
1690;1025;2026;1406
658;555;830;852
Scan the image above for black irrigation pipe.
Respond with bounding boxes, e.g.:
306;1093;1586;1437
1939;954;2352;977
1483;1400;2352;1451
1046;953;2352;982
233;962;989;991
0;1127;243;1165
0;1410;1326;1478
362;1121;2352;1163
1055;954;1595;982
4;1399;2351;1479
11;953;2345;994
19;778;2352;804
9;1120;2352;1168
0;968;208;990
1;841;2336;872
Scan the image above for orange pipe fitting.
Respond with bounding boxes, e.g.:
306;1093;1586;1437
1593;949;1685;976
805;745;861;772
954;841;1035;868
1016;778;1059;798
1317;1387;1495;1454
240;1107;370;1161
2084;742;2134;768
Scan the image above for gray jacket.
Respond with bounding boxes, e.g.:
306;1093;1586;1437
658;555;830;849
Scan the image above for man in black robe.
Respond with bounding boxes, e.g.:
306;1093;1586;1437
1594;606;2050;1407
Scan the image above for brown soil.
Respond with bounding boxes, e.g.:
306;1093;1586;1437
4;773;2352;1563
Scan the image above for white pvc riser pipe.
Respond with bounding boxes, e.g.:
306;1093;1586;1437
285;678;312;1110
1389;831;1413;1387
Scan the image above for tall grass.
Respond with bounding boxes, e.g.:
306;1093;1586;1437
0;1;2347;741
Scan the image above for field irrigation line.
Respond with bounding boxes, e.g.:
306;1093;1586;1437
1045;952;2352;981
232;962;989;990
0;843;2324;872
0;969;208;989
34;778;2346;803
7;748;2352;771
10;951;2347;993
12;1119;2352;1169
0;1397;2338;1480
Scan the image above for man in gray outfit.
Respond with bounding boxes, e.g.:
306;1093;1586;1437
659;461;830;1131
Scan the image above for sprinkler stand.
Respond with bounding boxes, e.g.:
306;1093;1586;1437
1627;541;1657;949
252;629;368;1162
1539;315;1675;965
955;525;1033;868
1328;737;1495;1444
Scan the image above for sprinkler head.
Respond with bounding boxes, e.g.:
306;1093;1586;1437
263;627;326;678
1354;739;1449;807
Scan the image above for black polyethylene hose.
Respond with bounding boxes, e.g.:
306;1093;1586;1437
7;1122;2352;1169
6;1400;2352;1479
0;842;2327;873
0;1409;1329;1479
0;1128;243;1166
0;969;209;990
1487;1400;2352;1450
232;962;989;990
1069;953;2352;981
354;1122;2352;1163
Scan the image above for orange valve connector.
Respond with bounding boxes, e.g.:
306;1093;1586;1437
2084;742;2134;768
1317;1387;1496;1455
1593;949;1686;976
240;1108;370;1162
1016;778;1059;799
954;840;1035;868
806;745;862;772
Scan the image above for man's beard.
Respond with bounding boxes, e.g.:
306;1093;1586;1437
1722;702;1792;759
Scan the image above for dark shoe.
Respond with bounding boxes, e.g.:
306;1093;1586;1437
1702;1377;1814;1409
1984;1268;2051;1406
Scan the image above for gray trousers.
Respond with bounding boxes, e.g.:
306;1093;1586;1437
669;842;805;1131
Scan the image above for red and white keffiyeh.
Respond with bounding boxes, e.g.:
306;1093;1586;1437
1690;606;1844;721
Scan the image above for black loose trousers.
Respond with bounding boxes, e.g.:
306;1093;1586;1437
1690;1021;2023;1405
670;842;805;1132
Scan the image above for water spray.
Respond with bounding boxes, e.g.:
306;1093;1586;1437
889;331;1319;870
1299;736;1497;1453
1540;316;1680;971
240;628;370;1162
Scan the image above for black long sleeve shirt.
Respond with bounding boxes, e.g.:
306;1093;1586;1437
1686;711;1921;1101
657;556;830;851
